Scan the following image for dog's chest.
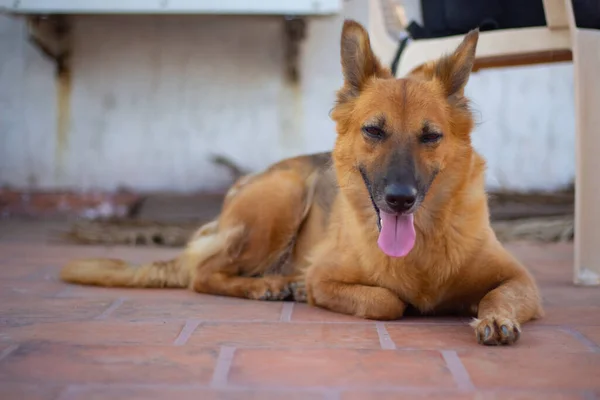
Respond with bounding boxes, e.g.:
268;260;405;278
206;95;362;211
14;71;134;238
403;278;448;312
386;264;455;312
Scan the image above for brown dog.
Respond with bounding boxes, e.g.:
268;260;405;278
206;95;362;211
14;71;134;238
61;19;543;346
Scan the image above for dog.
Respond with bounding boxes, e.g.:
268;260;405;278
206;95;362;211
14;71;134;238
61;19;543;346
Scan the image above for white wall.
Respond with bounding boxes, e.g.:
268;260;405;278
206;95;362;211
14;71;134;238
0;3;575;193
467;63;575;192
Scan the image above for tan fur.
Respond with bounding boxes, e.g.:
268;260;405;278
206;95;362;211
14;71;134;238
61;20;542;345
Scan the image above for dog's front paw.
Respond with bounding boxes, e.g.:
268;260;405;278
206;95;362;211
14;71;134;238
471;316;521;346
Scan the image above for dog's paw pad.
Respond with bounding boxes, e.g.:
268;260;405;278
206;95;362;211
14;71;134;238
471;317;521;346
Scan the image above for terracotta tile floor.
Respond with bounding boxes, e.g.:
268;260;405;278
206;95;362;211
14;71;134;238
0;221;599;399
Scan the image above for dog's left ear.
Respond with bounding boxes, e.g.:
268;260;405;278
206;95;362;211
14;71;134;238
433;29;479;98
339;19;391;99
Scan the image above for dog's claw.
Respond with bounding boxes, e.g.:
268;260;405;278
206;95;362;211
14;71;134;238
290;281;307;303
473;317;522;346
255;282;296;301
258;290;272;300
484;326;492;340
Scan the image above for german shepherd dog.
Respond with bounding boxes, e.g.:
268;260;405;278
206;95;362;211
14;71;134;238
61;20;543;345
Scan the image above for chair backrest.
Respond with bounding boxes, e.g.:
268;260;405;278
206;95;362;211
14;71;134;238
368;0;575;77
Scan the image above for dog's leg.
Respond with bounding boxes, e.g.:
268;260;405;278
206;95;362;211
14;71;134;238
193;269;296;301
471;254;543;346
189;242;300;301
306;264;405;320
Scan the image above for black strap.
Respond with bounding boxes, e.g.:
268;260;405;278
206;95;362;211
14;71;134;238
390;36;410;77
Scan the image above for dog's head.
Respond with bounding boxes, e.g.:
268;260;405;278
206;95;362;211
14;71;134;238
331;20;479;258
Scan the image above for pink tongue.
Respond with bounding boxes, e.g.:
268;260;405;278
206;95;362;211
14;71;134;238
377;212;416;257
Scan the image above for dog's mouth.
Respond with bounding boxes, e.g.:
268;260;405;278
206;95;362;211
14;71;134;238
359;168;417;258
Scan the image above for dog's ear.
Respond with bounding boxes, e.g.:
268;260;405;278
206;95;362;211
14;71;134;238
339;19;391;100
432;29;479;98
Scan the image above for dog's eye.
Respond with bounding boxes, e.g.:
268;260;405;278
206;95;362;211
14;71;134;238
419;132;443;144
362;126;385;140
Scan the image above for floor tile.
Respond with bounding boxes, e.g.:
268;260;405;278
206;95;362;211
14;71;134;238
230;349;454;388
0;342;217;384
188;322;381;349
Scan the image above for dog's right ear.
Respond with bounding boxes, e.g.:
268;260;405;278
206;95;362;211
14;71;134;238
432;29;479;98
407;29;479;100
339;19;391;101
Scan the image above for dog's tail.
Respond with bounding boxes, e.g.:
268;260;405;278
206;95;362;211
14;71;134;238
60;257;190;288
60;219;233;289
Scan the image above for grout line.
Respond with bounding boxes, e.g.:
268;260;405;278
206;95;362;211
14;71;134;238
323;390;341;400
279;302;294;322
54;286;74;298
0;344;19;362
210;346;236;389
376;322;397;350
173;319;201;346
94;297;126;320
441;350;475;391
54;385;75;400
582;390;598;400
562;327;600;353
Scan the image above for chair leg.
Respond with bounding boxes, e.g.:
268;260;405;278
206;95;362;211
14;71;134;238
572;28;600;286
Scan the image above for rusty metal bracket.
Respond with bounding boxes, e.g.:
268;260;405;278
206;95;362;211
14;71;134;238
283;16;306;83
26;15;71;77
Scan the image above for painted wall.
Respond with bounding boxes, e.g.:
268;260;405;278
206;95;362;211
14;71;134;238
0;2;575;193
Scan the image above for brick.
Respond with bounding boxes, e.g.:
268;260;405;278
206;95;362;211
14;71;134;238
60;387;323;400
475;392;588;400
187;322;380;349
111;298;283;321
460;350;600;390
290;304;465;325
385;324;473;349
573;326;600;347
504;242;573;286
0;244;114;264
535;307;600;326
343;391;586;400
290;303;378;323
0;342;217;384
0;383;64;400
0;298;113;322
0;320;184;345
0;261;56;280
342;391;474;399
505;242;574;263
0;189;140;218
60;286;237;302
385;325;589;351
541;285;600;307
529;262;573;285
229;349;454;388
0;280;68;298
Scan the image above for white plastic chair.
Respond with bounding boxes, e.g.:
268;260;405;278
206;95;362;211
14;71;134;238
368;0;600;286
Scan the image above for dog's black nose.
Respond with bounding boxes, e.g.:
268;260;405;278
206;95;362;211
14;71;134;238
384;184;417;213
